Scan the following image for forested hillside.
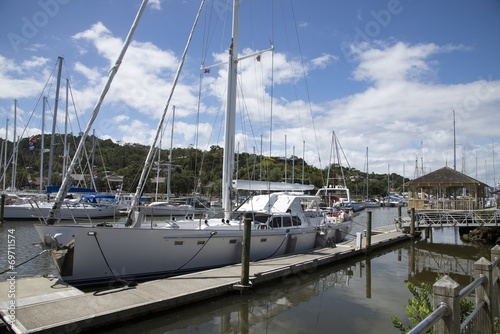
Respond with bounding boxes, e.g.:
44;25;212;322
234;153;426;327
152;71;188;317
2;134;408;199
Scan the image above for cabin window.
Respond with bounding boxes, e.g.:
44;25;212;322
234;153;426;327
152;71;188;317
260;238;267;242
270;217;282;228
197;240;205;245
229;239;237;244
174;241;183;246
282;216;292;227
253;214;270;224
292;216;301;226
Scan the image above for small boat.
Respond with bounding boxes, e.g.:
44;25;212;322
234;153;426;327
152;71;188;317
2;198;117;220
359;198;381;208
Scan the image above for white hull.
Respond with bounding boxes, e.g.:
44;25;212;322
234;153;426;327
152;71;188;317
143;202;196;216
35;220;351;287
3;203;117;220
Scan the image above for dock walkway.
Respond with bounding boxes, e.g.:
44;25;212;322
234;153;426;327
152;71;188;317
1;225;409;334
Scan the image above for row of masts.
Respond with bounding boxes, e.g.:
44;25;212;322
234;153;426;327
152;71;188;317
0;56;99;194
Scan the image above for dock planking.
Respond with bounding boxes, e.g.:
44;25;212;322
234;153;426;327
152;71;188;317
0;224;410;334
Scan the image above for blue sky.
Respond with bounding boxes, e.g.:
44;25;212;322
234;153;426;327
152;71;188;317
1;0;499;187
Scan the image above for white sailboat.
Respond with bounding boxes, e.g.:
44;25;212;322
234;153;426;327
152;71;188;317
35;0;351;287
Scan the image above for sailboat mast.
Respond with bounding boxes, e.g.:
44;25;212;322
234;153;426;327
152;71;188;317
11;99;17;191
167;106;175;202
47;0;150;224
40;97;46;192
222;0;240;221
126;0;206;227
3;119;8;191
63;78;69;179
47;56;63;187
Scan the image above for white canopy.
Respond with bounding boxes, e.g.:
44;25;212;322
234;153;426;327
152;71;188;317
233;180;314;191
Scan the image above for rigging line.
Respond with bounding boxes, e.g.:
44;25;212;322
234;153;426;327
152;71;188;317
96;139;112;192
0;249;48;275
172;231;218;273
261;230;290;260
91;232;133;286
127;0;207;227
237;75;258;152
289;0;323;176
48;0;150;225
280;1;306;161
219;0;231;54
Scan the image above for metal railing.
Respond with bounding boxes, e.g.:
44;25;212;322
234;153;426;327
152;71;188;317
414;210;500;228
408;245;500;334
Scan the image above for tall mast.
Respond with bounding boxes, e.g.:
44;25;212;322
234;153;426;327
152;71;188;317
48;0;150;225
2;119;8;191
167;106;175;202
453;110;456;171
63;78;69;179
40;97;46;192
47;56;63;187
222;0;240;221
11;100;17;190
366;147;369;199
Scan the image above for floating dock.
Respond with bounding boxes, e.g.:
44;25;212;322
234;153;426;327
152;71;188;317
1;224;410;334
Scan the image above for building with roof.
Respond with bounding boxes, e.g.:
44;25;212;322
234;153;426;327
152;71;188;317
406;166;489;211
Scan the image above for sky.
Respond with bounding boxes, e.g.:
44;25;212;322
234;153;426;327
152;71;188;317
0;0;499;187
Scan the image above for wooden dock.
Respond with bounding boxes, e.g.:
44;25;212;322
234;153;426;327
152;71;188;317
0;224;410;334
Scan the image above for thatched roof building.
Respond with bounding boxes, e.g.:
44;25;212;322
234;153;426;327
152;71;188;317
406;166;489;211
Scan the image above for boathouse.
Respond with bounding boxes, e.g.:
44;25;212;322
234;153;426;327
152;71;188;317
406;166;489;211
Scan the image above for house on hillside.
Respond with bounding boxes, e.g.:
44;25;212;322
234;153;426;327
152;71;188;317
406;166;489;211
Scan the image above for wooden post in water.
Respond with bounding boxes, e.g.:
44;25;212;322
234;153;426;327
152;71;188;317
240;218;252;288
410;208;415;237
366;211;372;251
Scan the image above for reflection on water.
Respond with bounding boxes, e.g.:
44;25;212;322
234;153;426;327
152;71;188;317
0;208;495;333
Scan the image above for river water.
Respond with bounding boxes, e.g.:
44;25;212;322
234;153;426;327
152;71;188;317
0;207;494;333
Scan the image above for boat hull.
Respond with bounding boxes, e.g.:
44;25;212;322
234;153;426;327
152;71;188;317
3;204;117;220
35;223;350;287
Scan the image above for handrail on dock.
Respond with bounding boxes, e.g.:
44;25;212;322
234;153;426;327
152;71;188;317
408;245;500;334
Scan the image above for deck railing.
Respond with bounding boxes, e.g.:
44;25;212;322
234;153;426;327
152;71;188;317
408;245;500;334
414;210;500;227
408;199;480;211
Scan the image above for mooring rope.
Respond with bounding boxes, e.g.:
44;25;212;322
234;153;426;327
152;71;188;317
0;249;48;275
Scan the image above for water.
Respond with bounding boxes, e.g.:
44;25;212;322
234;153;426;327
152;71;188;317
0;208;494;333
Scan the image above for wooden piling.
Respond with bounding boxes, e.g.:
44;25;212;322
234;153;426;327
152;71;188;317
366;211;372;251
240;218;252;288
410;208;415;237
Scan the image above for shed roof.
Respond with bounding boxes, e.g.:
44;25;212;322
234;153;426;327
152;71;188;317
406;166;487;187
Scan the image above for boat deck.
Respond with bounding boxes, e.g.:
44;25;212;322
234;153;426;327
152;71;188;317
0;224;410;334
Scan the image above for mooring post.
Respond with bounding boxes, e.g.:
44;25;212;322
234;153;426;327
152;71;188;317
240;217;252;288
491;245;500;320
366;211;372;251
356;232;363;250
475;257;494;333
433;275;460;334
410;208;415;237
